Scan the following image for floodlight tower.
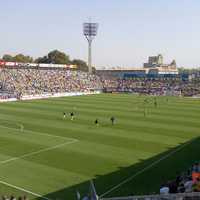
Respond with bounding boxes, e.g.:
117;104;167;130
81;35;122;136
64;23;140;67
83;22;98;74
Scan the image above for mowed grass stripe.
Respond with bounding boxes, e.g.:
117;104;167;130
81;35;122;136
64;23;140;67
2;99;200;126
0;119;169;153
0;103;198;136
0;128;149;175
0;159;89;195
0;132;154;182
0;111;197;145
10;97;200;115
0;94;199;200
32;95;200;111
0;118;173;149
0;126;71;164
0;111;192;151
0;107;199;137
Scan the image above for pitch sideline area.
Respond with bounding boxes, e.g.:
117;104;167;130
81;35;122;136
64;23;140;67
0;94;199;200
100;137;196;197
0;180;51;200
0;135;197;200
0;124;79;199
0;124;78;164
0;135;195;200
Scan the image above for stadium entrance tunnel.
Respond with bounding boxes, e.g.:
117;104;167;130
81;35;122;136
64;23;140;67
37;137;200;200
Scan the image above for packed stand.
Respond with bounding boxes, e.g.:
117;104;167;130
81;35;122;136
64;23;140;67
1;195;28;200
1;67;200;99
0;68;103;98
160;162;200;194
101;78;200;96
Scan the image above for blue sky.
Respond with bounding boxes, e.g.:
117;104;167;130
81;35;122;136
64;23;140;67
0;0;200;68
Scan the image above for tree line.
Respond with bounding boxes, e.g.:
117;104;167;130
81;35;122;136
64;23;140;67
178;67;200;74
1;50;95;72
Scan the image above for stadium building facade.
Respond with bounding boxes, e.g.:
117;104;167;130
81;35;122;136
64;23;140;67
97;54;180;79
0;60;77;69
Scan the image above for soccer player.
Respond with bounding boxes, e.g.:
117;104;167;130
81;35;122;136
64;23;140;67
70;112;74;120
144;98;148;104
20;124;24;132
110;116;115;125
95;119;99;126
17;123;24;132
143;108;146;117
154;99;157;108
63;112;66;119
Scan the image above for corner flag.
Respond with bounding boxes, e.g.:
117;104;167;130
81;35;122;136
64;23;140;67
89;180;98;200
76;190;81;200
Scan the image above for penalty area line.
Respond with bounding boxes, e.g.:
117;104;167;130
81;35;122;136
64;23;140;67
0;180;52;200
0;140;78;165
0;124;78;142
0;125;79;199
100;137;196;198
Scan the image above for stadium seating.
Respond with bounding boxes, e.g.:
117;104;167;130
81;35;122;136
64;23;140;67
101;192;200;200
0;68;103;98
0;67;200;99
1;195;28;200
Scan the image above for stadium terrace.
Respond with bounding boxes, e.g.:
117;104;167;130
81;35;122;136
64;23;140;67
0;60;77;69
0;55;200;200
0;54;200;101
97;54;179;78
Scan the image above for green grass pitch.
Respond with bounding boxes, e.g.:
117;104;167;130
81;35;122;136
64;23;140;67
0;94;200;200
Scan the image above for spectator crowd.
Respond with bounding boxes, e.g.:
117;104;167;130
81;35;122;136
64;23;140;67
101;78;200;96
1;195;28;200
0;68;103;98
0;67;200;99
160;162;200;194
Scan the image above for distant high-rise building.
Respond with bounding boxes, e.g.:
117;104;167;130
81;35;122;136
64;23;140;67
97;54;178;77
144;54;176;69
147;54;163;67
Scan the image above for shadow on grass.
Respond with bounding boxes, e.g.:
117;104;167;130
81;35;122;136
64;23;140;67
40;137;200;200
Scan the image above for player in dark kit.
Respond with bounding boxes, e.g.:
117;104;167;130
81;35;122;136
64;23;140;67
110;116;115;125
154;99;157;108
95;119;99;126
70;112;74;120
143;108;146;117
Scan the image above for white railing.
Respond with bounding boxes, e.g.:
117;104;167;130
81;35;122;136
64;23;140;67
21;91;101;100
0;91;101;102
101;192;200;200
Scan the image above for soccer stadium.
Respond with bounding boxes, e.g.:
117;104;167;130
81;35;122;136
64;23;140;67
1;1;200;200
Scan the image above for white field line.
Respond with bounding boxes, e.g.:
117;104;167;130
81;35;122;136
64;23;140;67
0;123;79;164
0;180;52;200
0;126;79;200
100;137;196;198
0;140;78;164
0;124;77;141
0;141;75;200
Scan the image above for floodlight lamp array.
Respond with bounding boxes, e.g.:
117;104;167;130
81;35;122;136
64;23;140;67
83;23;98;37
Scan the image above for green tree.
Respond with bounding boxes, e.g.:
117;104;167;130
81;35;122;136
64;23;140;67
14;54;33;63
2;54;14;62
48;50;70;64
92;67;96;74
71;59;88;71
35;56;49;63
35;50;70;64
2;54;33;63
178;67;200;74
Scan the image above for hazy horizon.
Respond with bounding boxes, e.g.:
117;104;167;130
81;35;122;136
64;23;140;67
0;0;200;68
